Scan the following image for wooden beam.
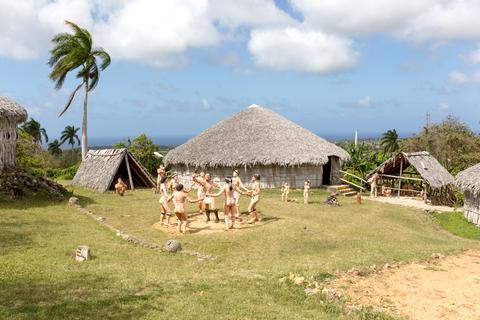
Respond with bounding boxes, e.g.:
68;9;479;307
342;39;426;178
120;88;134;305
378;174;423;182
398;160;403;197
124;153;134;190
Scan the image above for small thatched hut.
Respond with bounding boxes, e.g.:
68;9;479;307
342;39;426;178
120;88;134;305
72;149;155;192
0;96;28;171
455;164;480;225
365;151;454;204
163;104;349;188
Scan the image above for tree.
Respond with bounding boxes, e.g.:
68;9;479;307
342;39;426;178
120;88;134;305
380;129;399;154
21;118;48;145
48;20;111;160
48;139;63;156
60;125;80;161
126;134;162;174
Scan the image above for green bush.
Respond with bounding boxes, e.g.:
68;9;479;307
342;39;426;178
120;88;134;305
44;163;80;180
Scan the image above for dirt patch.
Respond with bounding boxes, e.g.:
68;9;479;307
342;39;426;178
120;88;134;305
152;212;270;235
367;196;458;213
330;250;480;320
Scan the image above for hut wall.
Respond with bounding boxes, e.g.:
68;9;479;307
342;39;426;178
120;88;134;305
0;118;18;170
330;156;342;185
464;190;480;226
171;164;327;189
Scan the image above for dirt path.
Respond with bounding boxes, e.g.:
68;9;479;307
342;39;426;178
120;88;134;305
331;250;480;320
366;196;458;212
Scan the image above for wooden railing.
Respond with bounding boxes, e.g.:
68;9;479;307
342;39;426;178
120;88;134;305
339;170;367;191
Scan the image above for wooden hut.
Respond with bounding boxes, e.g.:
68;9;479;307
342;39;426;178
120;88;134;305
365;151;454;204
455;164;480;225
0;96;28;171
163;104;349;188
72;149;155;192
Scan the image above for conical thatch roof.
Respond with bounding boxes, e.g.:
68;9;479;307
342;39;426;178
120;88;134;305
164;104;349;167
455;163;480;196
0;96;28;123
72;149;155;192
365;151;454;190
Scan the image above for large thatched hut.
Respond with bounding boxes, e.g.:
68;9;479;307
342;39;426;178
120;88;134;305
72;149;155;192
365;151;454;204
455;164;480;225
0;96;28;171
163;104;349;188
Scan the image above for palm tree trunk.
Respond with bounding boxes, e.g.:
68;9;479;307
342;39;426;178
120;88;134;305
71;143;74;163
81;77;89;160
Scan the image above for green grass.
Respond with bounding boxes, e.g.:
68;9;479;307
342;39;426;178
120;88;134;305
0;186;477;319
433;211;480;241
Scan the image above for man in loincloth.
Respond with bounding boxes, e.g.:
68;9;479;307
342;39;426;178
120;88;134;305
115;178;127;196
194;173;220;223
368;173;380;197
167;184;203;234
232;169;248;220
156;164;166;191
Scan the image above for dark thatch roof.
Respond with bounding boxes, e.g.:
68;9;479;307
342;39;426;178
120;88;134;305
455;163;480;196
164;104;349;167
0;96;28;123
365;151;454;190
72;149;155;192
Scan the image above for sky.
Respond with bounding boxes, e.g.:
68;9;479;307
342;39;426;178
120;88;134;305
1;0;480;145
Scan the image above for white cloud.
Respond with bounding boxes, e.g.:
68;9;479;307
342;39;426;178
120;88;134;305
201;98;211;110
448;71;470;84
358;96;372;107
248;27;358;74
468;44;480;64
439;102;449;110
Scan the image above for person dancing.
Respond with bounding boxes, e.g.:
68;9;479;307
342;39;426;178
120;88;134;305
232;169;248;220
158;176;172;226
207;177;245;231
194;173;220;223
168;184;203;234
245;174;261;224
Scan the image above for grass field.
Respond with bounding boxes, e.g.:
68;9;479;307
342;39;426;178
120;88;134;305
1;185;478;319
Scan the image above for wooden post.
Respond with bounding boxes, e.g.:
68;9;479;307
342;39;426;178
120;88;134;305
125;153;134;190
397;160;403;197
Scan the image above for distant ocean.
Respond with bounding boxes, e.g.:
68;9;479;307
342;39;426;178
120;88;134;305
89;132;414;148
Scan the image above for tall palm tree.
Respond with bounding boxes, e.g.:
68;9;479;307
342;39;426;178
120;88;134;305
48;20;111;160
48;139;62;156
380;129;400;154
21;118;48;145
60;125;80;161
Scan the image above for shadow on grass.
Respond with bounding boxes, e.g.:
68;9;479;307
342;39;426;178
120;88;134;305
0;225;34;255
0;192;96;210
0;273;165;319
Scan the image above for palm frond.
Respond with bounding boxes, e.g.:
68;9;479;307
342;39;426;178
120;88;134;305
58;83;83;117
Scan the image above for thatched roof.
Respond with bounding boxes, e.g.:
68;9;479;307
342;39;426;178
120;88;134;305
0;96;28;123
455;163;480;196
72;148;155;192
365;151;454;189
164;104;349;167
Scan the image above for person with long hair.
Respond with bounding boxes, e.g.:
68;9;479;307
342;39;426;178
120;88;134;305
245;174;261;224
168;184;203;234
193;173;220;223
158;176;172;226
207;176;246;231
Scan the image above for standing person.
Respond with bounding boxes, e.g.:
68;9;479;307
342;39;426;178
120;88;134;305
281;182;290;202
303;180;311;204
368;173;380;197
192;171;206;215
168;172;180;192
167;184;203;234
207;177;245;231
245;174;261;224
232;169;248;219
194;173;220;223
156;164;166;190
158;176;172;226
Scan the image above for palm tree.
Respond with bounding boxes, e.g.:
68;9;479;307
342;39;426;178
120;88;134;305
48;20;111;160
60;125;80;161
380;129;400;154
21;118;48;144
48;139;62;156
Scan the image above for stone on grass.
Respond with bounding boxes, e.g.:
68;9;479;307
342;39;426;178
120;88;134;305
75;245;91;261
165;239;182;252
68;197;80;206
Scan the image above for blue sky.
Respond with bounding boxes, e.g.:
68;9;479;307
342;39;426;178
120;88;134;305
1;0;480;145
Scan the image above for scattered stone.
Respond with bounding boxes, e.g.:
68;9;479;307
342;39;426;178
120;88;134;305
293;276;305;285
68;197;80;206
431;253;445;259
75;245;91;261
304;287;320;295
165;239;182;252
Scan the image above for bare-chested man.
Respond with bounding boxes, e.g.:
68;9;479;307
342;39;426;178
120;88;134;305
245;174;261;224
156;164;166;190
194;173;220;223
167;184;203;234
115;178;127;196
158;176;172;226
281;182;289;202
207;177;247;231
303;180;311;204
192;171;206;215
232;169;248;219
